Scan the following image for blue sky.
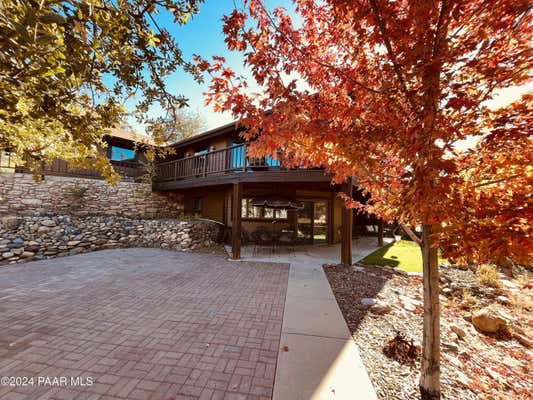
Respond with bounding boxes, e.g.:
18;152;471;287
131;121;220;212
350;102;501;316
127;0;531;138
127;0;295;134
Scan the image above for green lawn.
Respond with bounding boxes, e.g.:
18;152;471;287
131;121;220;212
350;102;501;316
360;239;444;273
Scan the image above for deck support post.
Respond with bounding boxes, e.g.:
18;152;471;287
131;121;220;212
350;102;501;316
328;191;335;245
341;178;353;266
231;182;242;260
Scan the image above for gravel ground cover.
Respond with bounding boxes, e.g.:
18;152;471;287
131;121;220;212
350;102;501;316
324;262;532;400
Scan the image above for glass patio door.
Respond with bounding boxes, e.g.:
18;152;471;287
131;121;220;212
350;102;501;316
297;200;328;244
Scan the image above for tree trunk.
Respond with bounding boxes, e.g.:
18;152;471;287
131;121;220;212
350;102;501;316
419;224;441;400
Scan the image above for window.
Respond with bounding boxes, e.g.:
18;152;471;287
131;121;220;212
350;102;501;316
265;156;280;167
110;146;135;161
192;197;202;213
264;208;287;219
231;143;246;169
241;199;287;220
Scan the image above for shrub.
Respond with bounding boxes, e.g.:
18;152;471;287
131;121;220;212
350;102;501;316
476;264;502;288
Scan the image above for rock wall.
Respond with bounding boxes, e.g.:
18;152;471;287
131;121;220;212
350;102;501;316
0;215;223;265
0;173;183;218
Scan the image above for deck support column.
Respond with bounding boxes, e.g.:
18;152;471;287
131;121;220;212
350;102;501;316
231;182;242;260
341;178;353;266
377;220;384;247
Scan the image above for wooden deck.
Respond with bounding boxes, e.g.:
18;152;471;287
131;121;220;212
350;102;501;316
0;152;142;181
153;144;331;190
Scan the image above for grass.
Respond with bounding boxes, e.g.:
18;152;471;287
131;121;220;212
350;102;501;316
360;239;445;273
476;264;502;288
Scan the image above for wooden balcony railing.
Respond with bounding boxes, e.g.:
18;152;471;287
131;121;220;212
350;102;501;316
0;151;142;181
155;144;282;183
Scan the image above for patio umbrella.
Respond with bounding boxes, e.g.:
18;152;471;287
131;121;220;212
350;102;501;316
250;196;303;210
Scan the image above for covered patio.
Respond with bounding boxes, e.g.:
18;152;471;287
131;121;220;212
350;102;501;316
229;179;386;266
225;236;394;265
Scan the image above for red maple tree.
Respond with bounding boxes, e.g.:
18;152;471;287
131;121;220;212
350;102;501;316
198;1;532;398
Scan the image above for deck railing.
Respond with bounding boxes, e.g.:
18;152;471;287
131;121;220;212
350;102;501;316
155;144;281;183
0;151;142;180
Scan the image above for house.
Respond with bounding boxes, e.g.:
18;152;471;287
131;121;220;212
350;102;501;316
1;128;151;180
1;122;384;264
153;122;383;263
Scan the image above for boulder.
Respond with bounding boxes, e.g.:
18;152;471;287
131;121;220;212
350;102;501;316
1;216;21;230
40;219;56;227
370;302;392;315
450;324;467;340
496;295;512;306
37;226;50;233
472;307;508;334
360;298;377;306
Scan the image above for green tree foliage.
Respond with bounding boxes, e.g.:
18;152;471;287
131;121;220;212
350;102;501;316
0;0;203;182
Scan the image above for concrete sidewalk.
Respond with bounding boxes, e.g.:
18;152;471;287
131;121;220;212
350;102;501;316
273;262;378;400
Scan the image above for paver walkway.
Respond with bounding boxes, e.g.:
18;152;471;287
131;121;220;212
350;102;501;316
0;248;289;400
224;238;381;399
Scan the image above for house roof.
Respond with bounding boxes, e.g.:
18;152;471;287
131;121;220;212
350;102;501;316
106;128;156;146
105;121;241;150
169;121;240;149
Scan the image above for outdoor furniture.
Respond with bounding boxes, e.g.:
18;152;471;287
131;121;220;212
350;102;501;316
276;230;296;254
251;229;274;255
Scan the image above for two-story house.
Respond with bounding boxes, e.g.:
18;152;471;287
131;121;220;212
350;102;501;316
154;121;383;263
1;122;383;264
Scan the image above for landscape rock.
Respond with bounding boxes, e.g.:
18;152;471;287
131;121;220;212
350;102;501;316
0;215;222;265
442;342;460;353
472;307;508;334
513;333;532;348
496;295;512;306
450;324;467;339
40;219;56;227
361;298;377;306
370;302;392;315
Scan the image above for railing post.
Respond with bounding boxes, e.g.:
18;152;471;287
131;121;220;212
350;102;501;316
174;161;177;180
203;153;208;177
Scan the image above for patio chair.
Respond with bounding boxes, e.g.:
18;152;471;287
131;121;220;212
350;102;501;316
251;229;274;255
277;230;295;254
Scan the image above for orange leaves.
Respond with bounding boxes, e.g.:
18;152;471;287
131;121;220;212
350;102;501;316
222;10;248;51
202;0;532;265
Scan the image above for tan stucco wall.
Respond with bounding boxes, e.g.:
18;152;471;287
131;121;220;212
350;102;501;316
183;188;226;223
183;136;230;156
201;190;225;222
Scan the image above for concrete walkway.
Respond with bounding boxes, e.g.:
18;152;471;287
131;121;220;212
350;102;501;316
273;262;377;400
227;238;383;399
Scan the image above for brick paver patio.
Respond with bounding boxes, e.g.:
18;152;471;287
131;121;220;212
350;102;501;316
0;248;289;400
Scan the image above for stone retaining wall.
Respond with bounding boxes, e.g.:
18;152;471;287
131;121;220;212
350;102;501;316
0;173;183;218
0;215;223;265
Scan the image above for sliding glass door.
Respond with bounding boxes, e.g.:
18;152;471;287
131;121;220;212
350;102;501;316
297;200;329;244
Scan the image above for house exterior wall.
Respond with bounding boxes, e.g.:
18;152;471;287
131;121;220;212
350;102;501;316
184;185;344;244
183;188;226;223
